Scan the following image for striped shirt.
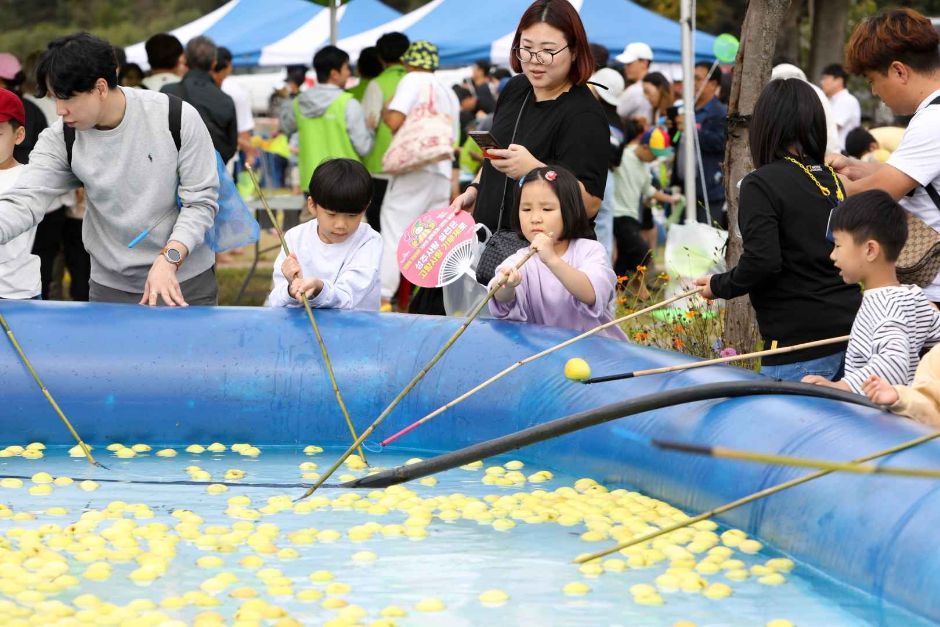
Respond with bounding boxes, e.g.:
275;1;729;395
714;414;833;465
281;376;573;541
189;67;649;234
843;285;940;392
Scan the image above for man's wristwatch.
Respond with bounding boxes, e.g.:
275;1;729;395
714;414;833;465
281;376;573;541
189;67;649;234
161;246;183;268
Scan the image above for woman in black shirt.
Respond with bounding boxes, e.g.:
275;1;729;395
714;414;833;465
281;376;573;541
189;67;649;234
696;79;862;381
449;0;609;233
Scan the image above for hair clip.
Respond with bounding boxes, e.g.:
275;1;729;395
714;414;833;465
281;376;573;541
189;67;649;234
544;170;558;182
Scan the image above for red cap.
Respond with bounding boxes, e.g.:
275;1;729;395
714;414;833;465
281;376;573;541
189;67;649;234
0;88;25;125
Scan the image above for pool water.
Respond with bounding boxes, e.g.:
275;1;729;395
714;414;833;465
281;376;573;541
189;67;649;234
0;443;930;627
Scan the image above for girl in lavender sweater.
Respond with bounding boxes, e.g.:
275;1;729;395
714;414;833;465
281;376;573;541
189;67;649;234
489;166;626;340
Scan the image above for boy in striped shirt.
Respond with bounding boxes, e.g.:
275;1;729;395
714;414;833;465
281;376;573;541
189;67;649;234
803;190;940;393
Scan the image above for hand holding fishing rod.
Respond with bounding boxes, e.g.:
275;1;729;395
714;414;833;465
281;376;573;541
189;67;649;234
298;243;541;500
244;164;367;464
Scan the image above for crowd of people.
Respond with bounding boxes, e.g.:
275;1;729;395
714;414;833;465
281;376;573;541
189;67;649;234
0;1;939;427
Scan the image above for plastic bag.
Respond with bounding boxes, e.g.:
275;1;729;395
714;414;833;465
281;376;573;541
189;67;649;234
443;223;492;317
664;221;728;279
204;152;261;253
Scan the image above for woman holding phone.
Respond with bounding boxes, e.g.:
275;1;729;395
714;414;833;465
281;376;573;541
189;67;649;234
450;0;609;237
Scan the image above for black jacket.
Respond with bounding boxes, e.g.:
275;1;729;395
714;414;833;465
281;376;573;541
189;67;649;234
710;159;862;365
162;69;238;163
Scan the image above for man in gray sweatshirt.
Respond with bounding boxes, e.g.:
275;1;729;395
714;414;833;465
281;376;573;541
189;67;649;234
0;33;218;306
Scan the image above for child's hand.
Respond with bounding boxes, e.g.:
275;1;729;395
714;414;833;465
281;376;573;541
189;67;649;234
801;375;830;386
530;232;558;264
861;374;900;406
289;276;324;300
282;253;301;282
497;267;522;289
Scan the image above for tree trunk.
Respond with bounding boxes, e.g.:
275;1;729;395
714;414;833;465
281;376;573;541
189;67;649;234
807;0;850;81
775;0;804;66
722;0;791;355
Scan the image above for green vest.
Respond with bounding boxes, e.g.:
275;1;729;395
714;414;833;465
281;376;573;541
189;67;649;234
295;93;360;191
363;64;407;174
459;136;483;176
347;79;370;102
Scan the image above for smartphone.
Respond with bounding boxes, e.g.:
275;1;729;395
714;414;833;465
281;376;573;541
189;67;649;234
468;131;504;159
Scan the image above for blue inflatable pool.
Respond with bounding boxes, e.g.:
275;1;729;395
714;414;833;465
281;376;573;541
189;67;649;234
2;301;939;623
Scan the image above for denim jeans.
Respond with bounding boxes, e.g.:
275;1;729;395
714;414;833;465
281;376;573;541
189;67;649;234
761;351;845;382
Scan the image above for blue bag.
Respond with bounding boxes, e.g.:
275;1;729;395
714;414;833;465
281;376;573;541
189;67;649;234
203;151;260;253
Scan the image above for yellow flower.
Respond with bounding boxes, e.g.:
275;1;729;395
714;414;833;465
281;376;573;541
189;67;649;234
685;310;698;319
657;272;670;282
635;265;648;273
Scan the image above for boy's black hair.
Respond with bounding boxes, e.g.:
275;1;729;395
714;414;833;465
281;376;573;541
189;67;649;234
376;32;410;64
356;47;383;80
845;127;877;159
7;119;21;131
821;63;848;83
749;78;826;168
308;158;372;214
215;47;233;73
313;45;350;83
694;60;721;84
512;165;594;241
830;189;908;262
145;33;184;71
35;32;118;99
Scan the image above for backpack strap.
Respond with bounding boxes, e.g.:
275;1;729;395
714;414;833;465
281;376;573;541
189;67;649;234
64;125;76;166
167;93;182;152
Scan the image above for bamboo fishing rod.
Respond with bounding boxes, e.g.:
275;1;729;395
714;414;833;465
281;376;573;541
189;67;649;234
582;335;851;384
298;246;540;500
575;430;940;564
378;287;705;447
0;312;101;467
628;431;940;479
245;164;366;464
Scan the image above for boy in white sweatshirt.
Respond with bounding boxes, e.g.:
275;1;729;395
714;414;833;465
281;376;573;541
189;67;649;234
266;159;382;310
0;88;38;300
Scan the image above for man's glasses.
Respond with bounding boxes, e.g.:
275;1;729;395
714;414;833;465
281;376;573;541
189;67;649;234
512;45;569;65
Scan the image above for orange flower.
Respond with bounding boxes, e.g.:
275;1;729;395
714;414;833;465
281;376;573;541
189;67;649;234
673;324;684;334
636;265;648;273
672;337;685;350
633;331;649;342
685;310;697;319
657;272;670;282
617;275;630;284
617;297;627;305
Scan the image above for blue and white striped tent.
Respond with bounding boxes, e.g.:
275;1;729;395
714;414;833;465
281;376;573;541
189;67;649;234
337;0;718;67
125;0;399;69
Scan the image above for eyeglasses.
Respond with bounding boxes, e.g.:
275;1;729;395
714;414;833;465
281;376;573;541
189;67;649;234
512;45;569;65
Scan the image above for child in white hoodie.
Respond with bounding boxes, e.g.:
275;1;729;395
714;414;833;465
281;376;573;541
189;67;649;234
0;88;38;300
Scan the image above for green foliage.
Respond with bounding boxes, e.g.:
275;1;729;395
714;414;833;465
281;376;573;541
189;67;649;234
0;0;227;61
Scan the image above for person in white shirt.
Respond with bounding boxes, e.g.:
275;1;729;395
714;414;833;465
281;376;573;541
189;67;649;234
820;63;861;151
267;159;382;310
378;41;459;308
141;33;185;92
615;42;654;126
0;89;39;299
831;8;940;305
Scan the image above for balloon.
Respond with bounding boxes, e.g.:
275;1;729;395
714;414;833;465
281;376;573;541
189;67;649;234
713;34;740;64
